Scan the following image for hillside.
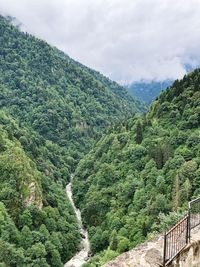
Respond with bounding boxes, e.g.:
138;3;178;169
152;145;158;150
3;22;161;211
73;70;200;266
0;15;145;267
0;111;80;266
126;80;173;104
0;15;144;166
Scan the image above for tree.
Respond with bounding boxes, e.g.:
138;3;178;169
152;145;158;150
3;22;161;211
135;121;143;144
109;230;118;251
39;224;50;243
181;178;192;202
172;175;180;212
117;237;130;253
19;209;33;228
20;226;33;249
26;242;47;260
50;250;62;267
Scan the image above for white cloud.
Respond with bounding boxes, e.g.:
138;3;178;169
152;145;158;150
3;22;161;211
1;0;200;83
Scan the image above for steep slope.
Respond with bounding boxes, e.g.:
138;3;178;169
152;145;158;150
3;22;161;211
73;70;200;266
0;111;80;266
0;15;144;164
53;48;144;108
0;14;145;266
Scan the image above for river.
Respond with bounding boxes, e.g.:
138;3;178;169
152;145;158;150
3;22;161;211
64;175;90;267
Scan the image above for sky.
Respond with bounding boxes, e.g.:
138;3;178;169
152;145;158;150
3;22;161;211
1;0;200;84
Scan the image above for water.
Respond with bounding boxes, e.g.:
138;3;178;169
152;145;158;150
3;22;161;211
65;175;90;267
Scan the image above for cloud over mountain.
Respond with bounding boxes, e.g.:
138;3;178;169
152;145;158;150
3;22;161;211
1;0;200;83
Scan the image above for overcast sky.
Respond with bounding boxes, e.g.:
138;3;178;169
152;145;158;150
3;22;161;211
1;0;200;84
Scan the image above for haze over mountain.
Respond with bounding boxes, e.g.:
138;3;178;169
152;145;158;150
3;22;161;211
126;80;173;104
1;0;200;84
126;64;199;105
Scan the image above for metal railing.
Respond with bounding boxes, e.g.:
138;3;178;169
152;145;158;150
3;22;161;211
189;197;200;231
163;197;200;266
163;215;189;266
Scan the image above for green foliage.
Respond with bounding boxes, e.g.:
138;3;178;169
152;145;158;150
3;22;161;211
0;14;144;266
0;114;80;264
73;70;200;265
20;226;33;249
1;13;200;267
0;15;143;168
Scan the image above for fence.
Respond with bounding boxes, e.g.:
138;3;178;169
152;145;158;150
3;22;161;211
189;198;200;231
163;197;200;266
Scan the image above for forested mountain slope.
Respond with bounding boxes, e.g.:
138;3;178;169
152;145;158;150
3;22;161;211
0;15;144;266
0;111;80;266
0;15;144;164
73;69;200;266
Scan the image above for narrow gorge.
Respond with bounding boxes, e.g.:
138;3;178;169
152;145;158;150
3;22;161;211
65;175;90;267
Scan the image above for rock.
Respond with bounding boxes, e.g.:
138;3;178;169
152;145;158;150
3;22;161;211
145;248;162;266
24;181;43;209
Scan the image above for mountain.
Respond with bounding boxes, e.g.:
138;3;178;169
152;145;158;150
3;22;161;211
0;15;144;165
126;80;173;104
73;70;200;266
0;15;145;266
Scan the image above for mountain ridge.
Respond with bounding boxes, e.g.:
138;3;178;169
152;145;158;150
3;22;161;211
0;14;144;162
126;80;173;104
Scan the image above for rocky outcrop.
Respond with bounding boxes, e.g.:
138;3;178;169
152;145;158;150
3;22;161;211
102;235;163;267
24;182;43;209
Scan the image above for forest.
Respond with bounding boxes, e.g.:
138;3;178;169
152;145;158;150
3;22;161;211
0;15;143;167
73;70;200;266
0;15;143;266
0;14;200;267
0;111;80;266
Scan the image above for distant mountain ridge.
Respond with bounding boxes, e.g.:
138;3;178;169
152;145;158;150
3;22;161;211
126;64;199;105
126;80;173;104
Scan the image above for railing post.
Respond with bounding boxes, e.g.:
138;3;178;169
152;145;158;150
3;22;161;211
163;232;167;267
187;210;191;243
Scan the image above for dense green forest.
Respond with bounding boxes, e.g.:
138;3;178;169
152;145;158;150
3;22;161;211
0;112;80;266
0;15;144;266
73;70;200;266
0;15;143;165
1;13;200;267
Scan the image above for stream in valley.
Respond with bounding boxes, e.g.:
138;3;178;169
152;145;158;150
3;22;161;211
64;175;90;267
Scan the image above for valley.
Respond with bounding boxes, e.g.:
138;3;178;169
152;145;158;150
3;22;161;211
0;15;143;266
0;11;200;267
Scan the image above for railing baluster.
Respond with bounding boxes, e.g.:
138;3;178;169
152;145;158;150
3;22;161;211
163;197;200;266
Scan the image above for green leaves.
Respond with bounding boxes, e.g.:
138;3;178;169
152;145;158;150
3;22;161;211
73;68;200;266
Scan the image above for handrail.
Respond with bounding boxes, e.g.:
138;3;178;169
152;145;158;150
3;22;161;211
163;196;200;266
165;215;188;235
189;197;200;208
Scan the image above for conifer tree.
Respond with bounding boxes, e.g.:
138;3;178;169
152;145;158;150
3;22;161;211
172;174;180;212
135;121;143;144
